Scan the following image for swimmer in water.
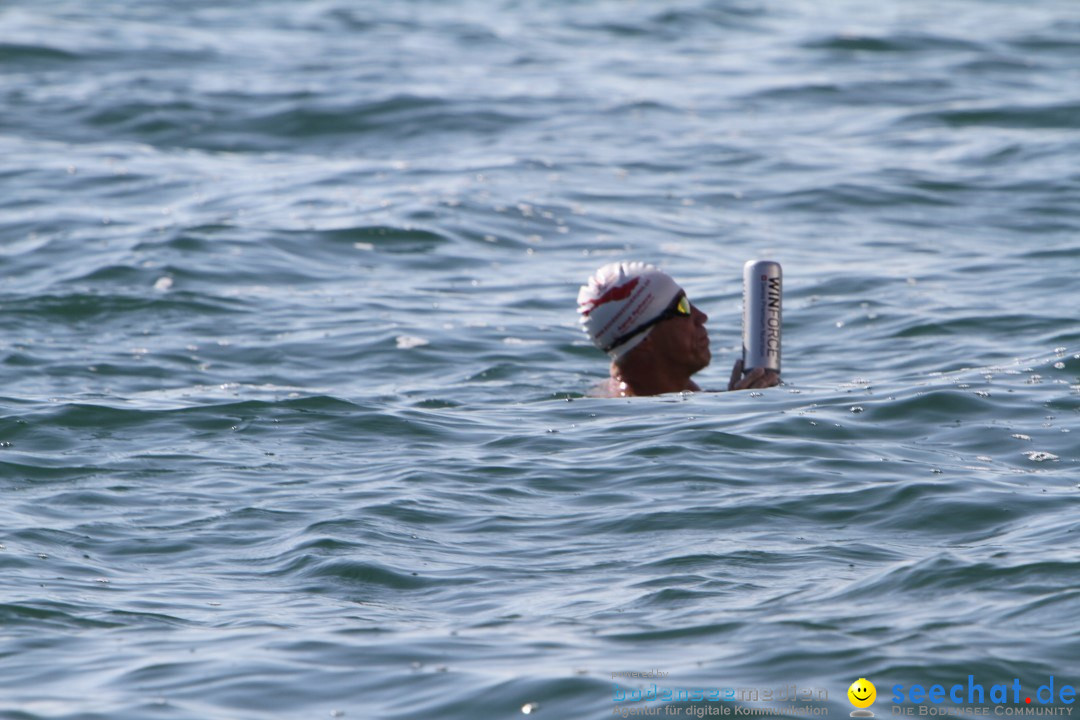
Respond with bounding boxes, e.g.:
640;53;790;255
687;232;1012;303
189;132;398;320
577;261;780;397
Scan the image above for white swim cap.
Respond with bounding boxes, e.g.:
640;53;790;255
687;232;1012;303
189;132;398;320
577;261;682;360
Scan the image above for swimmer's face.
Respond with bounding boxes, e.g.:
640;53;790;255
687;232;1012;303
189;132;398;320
848;679;876;708
649;292;710;373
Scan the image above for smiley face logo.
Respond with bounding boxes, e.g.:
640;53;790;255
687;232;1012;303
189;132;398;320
848;678;876;717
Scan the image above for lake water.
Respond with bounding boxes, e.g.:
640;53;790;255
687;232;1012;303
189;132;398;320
1;1;1078;719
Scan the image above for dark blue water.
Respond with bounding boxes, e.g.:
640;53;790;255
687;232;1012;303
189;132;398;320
1;1;1078;718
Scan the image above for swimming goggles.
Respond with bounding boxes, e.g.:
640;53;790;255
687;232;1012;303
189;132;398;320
603;293;692;353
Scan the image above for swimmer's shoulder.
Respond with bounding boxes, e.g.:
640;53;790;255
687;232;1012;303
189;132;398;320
586;378;622;398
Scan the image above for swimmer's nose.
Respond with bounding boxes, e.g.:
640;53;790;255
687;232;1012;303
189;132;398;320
693;306;708;324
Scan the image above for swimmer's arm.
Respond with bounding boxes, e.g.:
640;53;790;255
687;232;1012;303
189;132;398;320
727;359;780;391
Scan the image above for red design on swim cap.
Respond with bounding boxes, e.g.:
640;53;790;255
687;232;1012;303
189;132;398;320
580;277;640;316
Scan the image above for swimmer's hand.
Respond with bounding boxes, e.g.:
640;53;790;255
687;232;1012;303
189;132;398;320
728;359;781;391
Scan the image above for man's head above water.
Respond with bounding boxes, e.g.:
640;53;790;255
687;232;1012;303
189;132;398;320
577;261;779;397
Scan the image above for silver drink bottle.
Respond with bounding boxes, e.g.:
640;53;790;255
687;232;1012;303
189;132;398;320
742;260;782;374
